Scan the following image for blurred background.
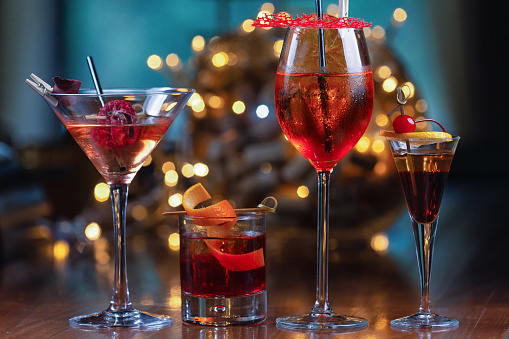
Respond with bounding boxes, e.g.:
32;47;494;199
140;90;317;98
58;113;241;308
0;0;507;292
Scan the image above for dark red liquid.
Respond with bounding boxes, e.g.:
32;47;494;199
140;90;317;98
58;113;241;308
180;233;266;297
399;170;449;224
393;153;454;224
275;72;373;172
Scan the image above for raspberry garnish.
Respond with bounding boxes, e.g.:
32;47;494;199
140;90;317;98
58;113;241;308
98;100;137;124
91;100;141;149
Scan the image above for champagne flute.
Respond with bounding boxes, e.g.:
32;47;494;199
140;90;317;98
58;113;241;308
274;20;374;329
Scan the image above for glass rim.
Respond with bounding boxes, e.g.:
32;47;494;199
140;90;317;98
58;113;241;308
50;87;195;96
178;212;266;221
384;135;460;142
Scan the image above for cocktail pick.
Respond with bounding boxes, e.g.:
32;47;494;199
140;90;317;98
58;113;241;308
162;196;278;216
86;56;105;107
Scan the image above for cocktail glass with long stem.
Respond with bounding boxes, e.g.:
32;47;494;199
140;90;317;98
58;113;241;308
385;135;460;329
38;87;194;328
274;23;374;329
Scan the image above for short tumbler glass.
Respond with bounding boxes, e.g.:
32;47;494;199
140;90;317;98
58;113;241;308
179;212;267;326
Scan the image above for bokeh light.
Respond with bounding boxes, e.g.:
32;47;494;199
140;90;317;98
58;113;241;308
297;186;309;198
85;222;102;241
168;233;180;251
256;105;269;119
147;54;163;70
94;183;110;202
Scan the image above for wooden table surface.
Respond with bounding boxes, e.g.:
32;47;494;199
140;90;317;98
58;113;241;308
0;181;508;338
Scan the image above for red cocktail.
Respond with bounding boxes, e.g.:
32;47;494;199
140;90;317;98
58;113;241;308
179;212;267;326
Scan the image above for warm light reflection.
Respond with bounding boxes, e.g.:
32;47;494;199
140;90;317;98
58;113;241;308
260;2;275;13
375;114;389;127
363;27;372;38
326;3;339;16
376;65;392;80
181;163;195;178
212;52;228;67
143;155;152;167
372;139;385;153
208;95;224;109
141;299;154;306
297;186;309;198
241;19;255;33
168;233;180;251
168;193;182;208
134;140;156;165
94;183;110;202
167;293;181;308
164;102;177;112
371;232;389;252
273;40;283;58
372;26;386;39
162;161;176;173
192;35;205;52
147;54;163;70
53;240;70;260
85;222;102;241
382;77;398;92
393;8;408;23
166;53;179;68
257;10;271;19
165;170;179;186
189;93;205;113
193;163;209;177
232;101;245;114
355;136;370;152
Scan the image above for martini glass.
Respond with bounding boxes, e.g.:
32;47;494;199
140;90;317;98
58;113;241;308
40;87;194;328
385;135;460;329
274;25;373;329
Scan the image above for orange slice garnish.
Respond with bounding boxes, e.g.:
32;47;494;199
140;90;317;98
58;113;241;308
379;130;452;139
182;183;265;272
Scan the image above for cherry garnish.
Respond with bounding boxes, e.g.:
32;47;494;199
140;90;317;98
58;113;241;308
392;115;416;133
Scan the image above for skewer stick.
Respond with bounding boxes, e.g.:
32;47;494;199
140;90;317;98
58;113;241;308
163;207;269;216
163;196;278;216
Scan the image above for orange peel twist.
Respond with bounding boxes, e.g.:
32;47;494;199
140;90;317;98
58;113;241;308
182;183;265;272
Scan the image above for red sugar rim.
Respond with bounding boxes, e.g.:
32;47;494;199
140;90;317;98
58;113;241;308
253;12;371;28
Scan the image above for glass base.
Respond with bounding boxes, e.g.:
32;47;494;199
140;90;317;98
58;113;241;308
276;311;367;330
182;290;266;326
69;309;173;329
391;312;459;329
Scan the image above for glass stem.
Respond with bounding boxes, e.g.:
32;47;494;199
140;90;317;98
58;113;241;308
107;183;134;314
312;171;332;314
411;216;438;315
